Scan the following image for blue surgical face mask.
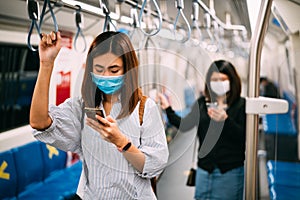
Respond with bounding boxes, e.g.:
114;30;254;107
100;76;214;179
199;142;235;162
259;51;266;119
91;73;124;95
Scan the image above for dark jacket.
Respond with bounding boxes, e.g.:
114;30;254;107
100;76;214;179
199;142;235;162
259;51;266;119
165;96;246;173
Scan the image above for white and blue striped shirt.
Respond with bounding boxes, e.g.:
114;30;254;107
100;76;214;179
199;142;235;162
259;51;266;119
33;97;169;200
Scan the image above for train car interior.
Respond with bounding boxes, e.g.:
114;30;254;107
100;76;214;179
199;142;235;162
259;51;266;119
0;0;299;199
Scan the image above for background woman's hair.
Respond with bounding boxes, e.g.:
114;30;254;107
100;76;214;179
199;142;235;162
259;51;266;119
81;31;142;118
204;60;241;105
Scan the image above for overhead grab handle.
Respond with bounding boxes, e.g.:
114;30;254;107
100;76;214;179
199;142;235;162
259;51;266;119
129;3;144;40
100;0;117;32
27;0;59;51
130;3;140;28
39;0;59;33
27;0;41;51
173;0;191;43
138;0;162;36
191;0;202;42
74;5;87;52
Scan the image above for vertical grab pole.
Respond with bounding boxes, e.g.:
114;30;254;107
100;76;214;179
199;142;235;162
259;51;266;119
245;0;273;199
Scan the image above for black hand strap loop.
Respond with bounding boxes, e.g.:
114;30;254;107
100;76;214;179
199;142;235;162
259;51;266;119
27;0;59;51
74;5;87;52
27;0;41;51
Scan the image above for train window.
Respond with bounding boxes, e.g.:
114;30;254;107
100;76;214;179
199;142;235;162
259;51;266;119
0;43;39;132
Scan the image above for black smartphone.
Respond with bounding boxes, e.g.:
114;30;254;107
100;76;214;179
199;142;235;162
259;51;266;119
84;107;106;122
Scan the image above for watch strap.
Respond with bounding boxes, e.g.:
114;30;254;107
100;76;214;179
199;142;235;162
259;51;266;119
118;142;132;152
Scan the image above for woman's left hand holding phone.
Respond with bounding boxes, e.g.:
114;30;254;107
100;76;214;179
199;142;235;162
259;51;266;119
86;116;128;149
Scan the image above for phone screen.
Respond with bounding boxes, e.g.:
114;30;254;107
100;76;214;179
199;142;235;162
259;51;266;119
206;102;218;109
84;107;106;121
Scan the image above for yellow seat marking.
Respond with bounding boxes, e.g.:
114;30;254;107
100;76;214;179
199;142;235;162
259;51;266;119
46;144;59;159
0;161;10;180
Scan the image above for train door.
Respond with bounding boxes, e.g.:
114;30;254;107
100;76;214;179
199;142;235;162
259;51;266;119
245;0;300;199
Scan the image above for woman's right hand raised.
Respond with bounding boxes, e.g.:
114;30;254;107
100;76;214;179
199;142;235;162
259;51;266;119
39;31;61;66
157;93;170;110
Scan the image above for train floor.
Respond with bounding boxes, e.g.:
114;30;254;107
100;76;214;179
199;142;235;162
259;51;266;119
156;128;270;200
157;128;196;200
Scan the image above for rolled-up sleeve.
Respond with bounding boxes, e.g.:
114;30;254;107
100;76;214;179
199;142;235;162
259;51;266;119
33;97;83;155
138;99;169;178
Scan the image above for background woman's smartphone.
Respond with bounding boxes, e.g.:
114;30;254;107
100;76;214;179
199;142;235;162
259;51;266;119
206;102;218;109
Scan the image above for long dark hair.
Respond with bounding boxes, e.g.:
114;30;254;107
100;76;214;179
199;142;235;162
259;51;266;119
81;31;142;119
204;60;241;105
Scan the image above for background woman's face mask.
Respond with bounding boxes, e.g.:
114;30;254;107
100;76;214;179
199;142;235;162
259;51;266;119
210;80;230;96
91;73;124;95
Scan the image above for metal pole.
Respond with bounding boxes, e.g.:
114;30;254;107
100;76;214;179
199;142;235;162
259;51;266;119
245;0;273;199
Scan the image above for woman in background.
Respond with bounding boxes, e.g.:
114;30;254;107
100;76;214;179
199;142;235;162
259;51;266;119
158;60;246;200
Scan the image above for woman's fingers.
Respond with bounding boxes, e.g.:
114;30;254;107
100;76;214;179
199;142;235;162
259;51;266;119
208;108;227;121
40;31;60;46
41;33;47;44
55;31;61;47
87;116;124;146
96;115;110;126
50;31;56;41
157;93;169;109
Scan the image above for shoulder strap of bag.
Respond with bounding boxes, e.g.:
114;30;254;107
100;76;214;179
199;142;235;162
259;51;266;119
138;95;157;196
139;95;148;126
191;137;197;163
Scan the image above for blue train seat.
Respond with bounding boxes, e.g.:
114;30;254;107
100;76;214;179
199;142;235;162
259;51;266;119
267;160;300;200
263;90;298;136
18;161;82;200
44;161;82;192
40;142;67;177
282;91;298;133
263;113;297;136
0;141;82;199
12;141;44;195
269;184;300;200
0;150;17;199
262;90;299;162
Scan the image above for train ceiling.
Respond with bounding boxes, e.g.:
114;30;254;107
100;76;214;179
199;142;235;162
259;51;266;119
0;0;251;37
0;0;299;42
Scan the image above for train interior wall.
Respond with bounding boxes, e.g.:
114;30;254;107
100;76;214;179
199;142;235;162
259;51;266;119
0;0;300;199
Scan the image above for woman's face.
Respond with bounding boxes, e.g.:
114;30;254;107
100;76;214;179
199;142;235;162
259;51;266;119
210;72;229;82
209;72;230;96
93;53;124;76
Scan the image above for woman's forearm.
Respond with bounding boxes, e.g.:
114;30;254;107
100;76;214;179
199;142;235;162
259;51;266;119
123;145;145;172
30;32;61;130
29;62;54;130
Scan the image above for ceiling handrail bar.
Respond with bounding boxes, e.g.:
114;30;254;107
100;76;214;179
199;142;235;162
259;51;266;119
195;0;247;33
124;0;174;25
46;0;186;33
